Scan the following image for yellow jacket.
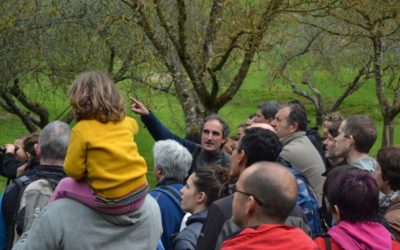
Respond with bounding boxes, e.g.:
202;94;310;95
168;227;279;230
64;117;147;198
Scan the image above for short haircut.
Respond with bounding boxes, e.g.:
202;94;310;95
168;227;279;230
39;121;71;161
69;71;125;123
325;168;379;223
377;147;400;191
342;115;377;153
193;166;229;206
244;162;297;222
153;139;192;181
201;114;230;139
327;120;342;138
286;103;308;131
257;101;280;119
239;127;282;167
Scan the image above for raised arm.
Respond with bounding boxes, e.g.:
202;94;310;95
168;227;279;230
131;98;198;153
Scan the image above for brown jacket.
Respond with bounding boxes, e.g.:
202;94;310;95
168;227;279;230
384;197;400;242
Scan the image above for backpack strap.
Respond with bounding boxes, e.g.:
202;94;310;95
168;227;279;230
5;175;33;250
323;235;332;250
153;185;182;209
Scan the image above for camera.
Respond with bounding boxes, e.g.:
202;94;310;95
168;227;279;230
0;145;19;154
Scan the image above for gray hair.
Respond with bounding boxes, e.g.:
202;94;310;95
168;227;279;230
38;121;71;161
153;139;192;180
257;100;280;119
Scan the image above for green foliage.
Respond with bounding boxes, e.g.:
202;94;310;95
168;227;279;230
2;62;400;193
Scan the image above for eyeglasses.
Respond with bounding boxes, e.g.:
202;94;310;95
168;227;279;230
228;184;263;206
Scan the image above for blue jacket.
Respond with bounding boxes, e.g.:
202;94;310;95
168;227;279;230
150;179;185;250
173;210;208;250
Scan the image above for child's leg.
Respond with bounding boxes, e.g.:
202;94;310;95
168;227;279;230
48;177;96;207
50;177;147;215
94;195;146;215
94;184;148;215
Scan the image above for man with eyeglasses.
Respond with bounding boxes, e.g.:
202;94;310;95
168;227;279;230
222;162;317;249
196;127;310;250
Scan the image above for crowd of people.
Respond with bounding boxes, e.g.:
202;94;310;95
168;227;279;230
0;71;399;250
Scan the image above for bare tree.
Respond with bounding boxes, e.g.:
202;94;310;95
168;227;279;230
300;0;400;146
0;1;145;131
276;25;374;125
117;0;300;132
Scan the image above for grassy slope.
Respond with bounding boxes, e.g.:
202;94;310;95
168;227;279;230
1;66;399;191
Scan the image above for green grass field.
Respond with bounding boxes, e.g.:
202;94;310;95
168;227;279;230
1;65;399;192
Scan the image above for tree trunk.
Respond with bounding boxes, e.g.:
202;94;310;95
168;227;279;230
174;77;205;134
382;116;395;147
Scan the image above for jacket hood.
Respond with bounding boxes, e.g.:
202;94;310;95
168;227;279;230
100;208;147;226
329;221;391;250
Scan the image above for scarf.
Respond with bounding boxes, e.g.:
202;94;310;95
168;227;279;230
328;221;391;250
380;190;400;213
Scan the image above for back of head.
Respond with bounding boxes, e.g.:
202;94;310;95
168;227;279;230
245;162;297;223
239;127;282;167
343;115;377;153
69;71;125;123
39;121;71;162
325;167;379;223
193;166;229;206
153;139;192;181
286;103;308;132
257;101;280;120
201;114;230;139
324;112;343;124
24;131;40;159
377;147;400;191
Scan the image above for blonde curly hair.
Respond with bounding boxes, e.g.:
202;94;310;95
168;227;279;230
69;71;125;123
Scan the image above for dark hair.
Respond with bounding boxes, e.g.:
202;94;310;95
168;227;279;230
327;120;342;138
343;115;377;153
323;165;354;195
239;127;282;167
201;114;230;139
245;162;297;222
257;101;280;119
193;166;229;206
377;147;400;191
24;131;40;158
185;130;201;144
286;103;307;131
325;168;379;223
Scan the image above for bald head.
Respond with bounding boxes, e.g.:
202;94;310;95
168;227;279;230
241;161;297;223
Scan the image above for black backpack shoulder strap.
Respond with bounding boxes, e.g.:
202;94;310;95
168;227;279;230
323;235;332;250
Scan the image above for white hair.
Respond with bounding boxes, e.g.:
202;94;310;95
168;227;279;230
153;140;192;180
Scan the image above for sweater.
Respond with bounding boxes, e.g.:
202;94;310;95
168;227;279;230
12;195;162;250
64;117;147;198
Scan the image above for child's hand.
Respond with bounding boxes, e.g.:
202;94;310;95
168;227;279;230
130;97;150;116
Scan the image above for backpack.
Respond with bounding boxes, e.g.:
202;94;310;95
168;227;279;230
4;170;65;250
278;157;322;238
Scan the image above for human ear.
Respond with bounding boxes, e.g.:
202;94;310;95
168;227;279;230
197;191;207;204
